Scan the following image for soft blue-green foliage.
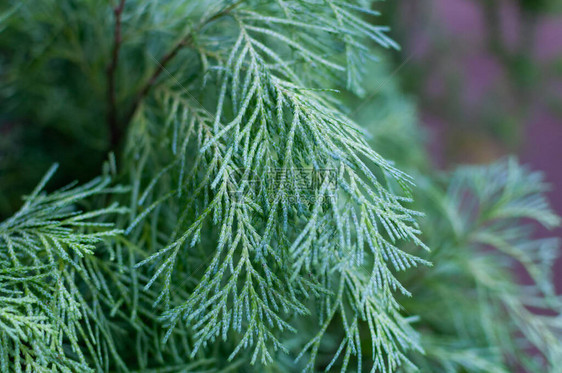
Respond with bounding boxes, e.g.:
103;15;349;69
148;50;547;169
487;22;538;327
121;1;428;371
0;1;561;372
0;165;128;372
401;159;562;372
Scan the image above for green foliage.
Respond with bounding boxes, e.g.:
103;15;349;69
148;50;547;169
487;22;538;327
0;165;128;372
403;159;562;372
0;1;560;372
123;1;428;370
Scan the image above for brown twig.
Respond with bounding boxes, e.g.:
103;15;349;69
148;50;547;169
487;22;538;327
123;2;242;127
122;34;194;128
106;0;127;148
109;0;243;149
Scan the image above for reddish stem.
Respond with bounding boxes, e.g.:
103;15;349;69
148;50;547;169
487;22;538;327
106;0;127;148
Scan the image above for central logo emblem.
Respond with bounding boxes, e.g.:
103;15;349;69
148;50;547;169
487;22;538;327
226;167;262;203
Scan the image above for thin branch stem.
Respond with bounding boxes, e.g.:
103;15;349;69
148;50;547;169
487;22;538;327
106;0;243;150
122;0;244;135
107;0;127;148
123;34;194;128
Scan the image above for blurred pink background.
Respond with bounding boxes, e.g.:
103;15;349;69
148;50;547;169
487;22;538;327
389;0;562;290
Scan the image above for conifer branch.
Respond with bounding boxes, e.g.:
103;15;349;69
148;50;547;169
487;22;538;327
0;165;129;371
125;2;428;369
2;2;561;372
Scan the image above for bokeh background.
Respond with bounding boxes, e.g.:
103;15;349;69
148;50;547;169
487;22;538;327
379;0;562;292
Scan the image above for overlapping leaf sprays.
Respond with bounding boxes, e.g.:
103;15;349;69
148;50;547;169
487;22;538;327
126;1;428;370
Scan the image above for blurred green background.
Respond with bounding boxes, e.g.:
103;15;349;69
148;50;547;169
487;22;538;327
377;0;562;291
